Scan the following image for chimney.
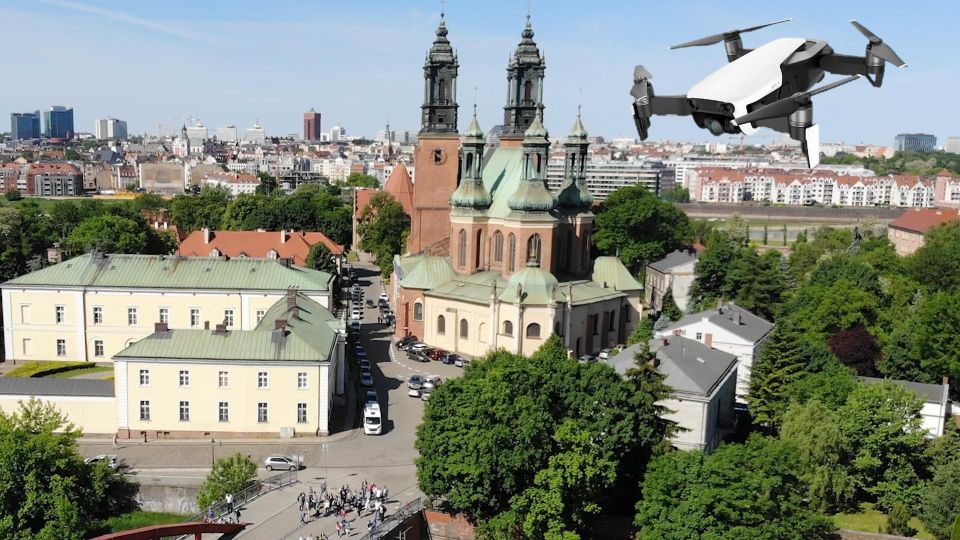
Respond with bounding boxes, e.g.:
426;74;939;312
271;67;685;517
213;323;227;335
286;289;297;309
154;322;168;332
280;230;288;244
204;321;210;330
275;318;288;330
203;228;211;244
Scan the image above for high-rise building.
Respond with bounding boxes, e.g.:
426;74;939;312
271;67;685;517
216;125;238;142
894;133;937;152
945;137;960;154
546;159;674;202
95;118;128;140
185;122;208;141
10;111;41;140
243;124;266;144
329;124;346;142
44;106;74;139
303;109;322;140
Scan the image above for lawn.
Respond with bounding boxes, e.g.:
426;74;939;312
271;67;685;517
100;511;186;533
832;503;933;539
5;361;91;378
46;365;113;379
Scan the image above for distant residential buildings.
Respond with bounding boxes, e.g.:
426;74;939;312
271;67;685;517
216;125;238;142
185;122;208;141
688;167;957;208
43;106;74;139
895;133;937;153
887;207;960;256
179;229;344;268
303;109;322;141
27;163;83;196
200;171;260;196
10;111;41;140
545;158;674;202
95;118;128;140
243;124;266;144
944;137;960;154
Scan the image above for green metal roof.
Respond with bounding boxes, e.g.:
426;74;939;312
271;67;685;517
498;263;559;305
481;147;524;219
425;271;507;305
592;257;643;291
116;292;339;362
4;253;333;292
398;256;457;290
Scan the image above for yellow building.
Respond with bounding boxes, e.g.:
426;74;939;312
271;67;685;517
1;251;334;363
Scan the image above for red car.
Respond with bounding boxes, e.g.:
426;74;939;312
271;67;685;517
430;349;447;361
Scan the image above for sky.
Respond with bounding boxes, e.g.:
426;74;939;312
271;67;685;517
1;0;956;146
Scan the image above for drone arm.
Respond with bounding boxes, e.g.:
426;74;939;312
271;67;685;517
650;95;693;116
820;52;883;86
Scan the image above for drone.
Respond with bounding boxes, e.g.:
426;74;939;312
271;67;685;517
630;19;906;168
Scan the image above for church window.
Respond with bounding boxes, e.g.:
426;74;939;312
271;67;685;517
460;319;469;339
523;80;533;102
475;230;482;269
458;229;467;267
508;234;516;272
527;234;541;265
526;323;541;339
479;323;487;343
414;302;423;321
437;315;446;335
503;321;513;336
493;231;504;263
433;149;444;164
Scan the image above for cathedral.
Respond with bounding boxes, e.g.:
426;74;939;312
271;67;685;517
391;14;643;358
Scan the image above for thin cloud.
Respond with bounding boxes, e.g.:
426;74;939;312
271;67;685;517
36;0;210;43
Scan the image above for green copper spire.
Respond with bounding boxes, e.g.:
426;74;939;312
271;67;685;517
451;105;492;211
557;109;593;210
508;110;555;212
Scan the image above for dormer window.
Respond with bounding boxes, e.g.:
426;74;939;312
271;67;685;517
267;250;278;260
210;249;220;257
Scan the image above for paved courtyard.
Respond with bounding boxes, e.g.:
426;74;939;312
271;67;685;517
78;263;465;538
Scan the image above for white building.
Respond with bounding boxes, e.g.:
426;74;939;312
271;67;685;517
606;337;738;452
861;377;951;437
645;250;697;312
217;125;238;142
546;158;675;201
202;171;260;196
329;125;346;142
656;303;774;403
185;122;208;141
95;118;128;140
243;124;266;144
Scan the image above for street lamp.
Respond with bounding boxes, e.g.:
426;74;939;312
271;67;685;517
210;438;215;470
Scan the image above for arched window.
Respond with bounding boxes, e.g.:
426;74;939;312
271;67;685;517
526;323;541;339
508;234;516;272
437;315;446;335
475;229;482;269
479;323;487;343
493;231;504;263
465;153;474;176
413;302;423;321
460;319;469;339
527;234;541;265
503;320;513;336
608;310;616;331
458;229;467;268
523;80;533;102
439;79;448;101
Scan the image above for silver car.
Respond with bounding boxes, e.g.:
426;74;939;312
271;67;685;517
264;455;298;471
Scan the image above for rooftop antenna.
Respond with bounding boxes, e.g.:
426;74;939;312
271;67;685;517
527;0;532;20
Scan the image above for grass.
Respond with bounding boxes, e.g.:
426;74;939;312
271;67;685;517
100;511;186;533
831;503;933;539
347;251;360;263
46;365;113;378
5;361;91;378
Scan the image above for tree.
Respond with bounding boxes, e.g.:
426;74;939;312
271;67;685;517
884;504;917;537
254;172;278;196
169;186;230;231
689;230;740;307
358;192;409;277
627;315;654;345
660;286;683;321
593;185;692;275
196;453;257;509
827;324;880;376
634;436;837;540
66;214;148;254
305;243;337;274
64;148;81;160
838;381;929;511
4;190;21;202
0;399;137;539
880;291;960;385
923;454;960;539
748;320;814;428
779;399;856;512
416;339;671;536
343;173;379;189
910;222;960;293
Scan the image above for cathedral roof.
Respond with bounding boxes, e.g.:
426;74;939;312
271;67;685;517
427;14;456;64
523;110;549;141
511;16;544;67
497;261;560;305
591;257;643;291
464;112;485;141
384;163;414;216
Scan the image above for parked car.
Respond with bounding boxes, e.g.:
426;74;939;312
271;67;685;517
420;387;434;401
379;293;389;302
412;351;431;363
363;404;382;436
407;374;424;390
85;454;119;470
264;456;298;471
364;389;378;406
396;337;413;350
365;299;375;308
360;371;374;387
441;353;457;365
411;342;429;352
349;321;360;333
598;348;612;360
359;359;371;371
430;349;447;361
423;375;442;390
351;310;362;320
454;356;471;368
578;354;597;363
407;386;422;398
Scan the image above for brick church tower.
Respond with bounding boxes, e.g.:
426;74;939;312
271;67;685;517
408;13;462;255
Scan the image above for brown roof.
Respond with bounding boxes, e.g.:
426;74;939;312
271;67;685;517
354;188;377;219
889;208;960;234
384;163;414;215
178;229;344;266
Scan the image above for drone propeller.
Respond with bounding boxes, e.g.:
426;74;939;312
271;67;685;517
850;20;907;67
670;18;792;49
735;75;861;126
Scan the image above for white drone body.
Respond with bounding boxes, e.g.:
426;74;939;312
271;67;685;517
631;19;906;169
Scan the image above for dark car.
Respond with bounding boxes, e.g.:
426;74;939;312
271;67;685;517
396;337;412;349
442;353;460;365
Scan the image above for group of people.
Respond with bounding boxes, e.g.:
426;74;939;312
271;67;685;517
296;481;390;537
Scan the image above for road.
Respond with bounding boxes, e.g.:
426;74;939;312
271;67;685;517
78;263;464;537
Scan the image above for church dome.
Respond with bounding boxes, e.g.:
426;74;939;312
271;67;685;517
451;180;492;209
499;260;560;305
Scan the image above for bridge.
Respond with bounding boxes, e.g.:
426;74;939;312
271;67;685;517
90;521;248;540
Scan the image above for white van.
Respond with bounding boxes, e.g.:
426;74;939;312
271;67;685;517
363;403;382;435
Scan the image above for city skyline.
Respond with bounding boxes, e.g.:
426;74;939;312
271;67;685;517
1;0;955;145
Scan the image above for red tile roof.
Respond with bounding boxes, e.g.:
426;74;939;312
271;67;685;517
354;164;415;219
178;229;344;266
889;208;960;234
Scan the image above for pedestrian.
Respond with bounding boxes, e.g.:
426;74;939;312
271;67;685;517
225;493;234;512
300;510;307;524
112;433;118;449
381;486;388;501
234;508;241;522
336;521;343;537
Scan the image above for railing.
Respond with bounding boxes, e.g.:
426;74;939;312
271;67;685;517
175;469;299;539
355;497;424;540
